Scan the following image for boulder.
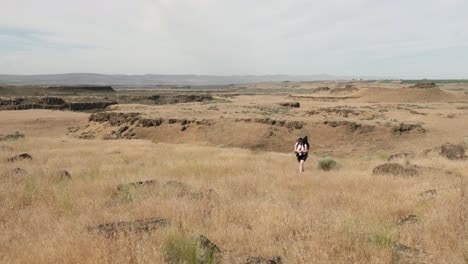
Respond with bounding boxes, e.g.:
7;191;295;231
88;217;169;238
393;123;425;136
439;143;466;160
7;153;32;162
372;163;419;177
396;215;419;225
278;102;300;108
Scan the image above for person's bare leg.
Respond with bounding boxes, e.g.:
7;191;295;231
299;160;305;173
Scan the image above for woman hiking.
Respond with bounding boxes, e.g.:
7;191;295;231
294;137;309;173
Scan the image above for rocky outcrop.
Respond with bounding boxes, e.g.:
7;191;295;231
0;97;117;111
47;86;115;93
439;143;466;160
392;123;425;136
148;94;213;105
278;102;300;108
323;120;375;133
235;118;304;130
372;163;420;177
89;112;140;126
7;153;32;162
88;217;169;238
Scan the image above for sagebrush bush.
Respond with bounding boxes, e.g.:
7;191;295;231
164;235;198;264
318;157;338;171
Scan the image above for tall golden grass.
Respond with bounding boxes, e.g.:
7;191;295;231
0;137;466;263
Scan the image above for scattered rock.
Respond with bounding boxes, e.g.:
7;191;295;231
396;215;419;225
181;126;187;131
278;102;300;108
439;143;466;160
88;217;169;238
244;256;283;264
387;152;415;162
372;163;419;177
118;125;129;134
7;153;32;162
391;243;428;264
393;123;425;136
78;131;96;139
0;131;25;141
89;112;140;126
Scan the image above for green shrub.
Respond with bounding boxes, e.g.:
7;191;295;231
317;157;338;171
164;235;220;264
165;235;198;264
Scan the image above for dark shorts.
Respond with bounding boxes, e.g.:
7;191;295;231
296;152;308;162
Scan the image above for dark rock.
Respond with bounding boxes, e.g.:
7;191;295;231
41;97;65;105
0;98;24;106
393;123;425;136
396;215;419;225
7;153;32;162
88;217;169;238
439;143;466;160
181;126;187;131
244;256;283;264
372;163;419;177
67;101;117;111
89;112;140;126
148;94;213;105
117;126;129;134
140;118;164;127
278;102;300;108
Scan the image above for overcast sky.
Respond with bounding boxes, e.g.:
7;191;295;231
1;0;467;78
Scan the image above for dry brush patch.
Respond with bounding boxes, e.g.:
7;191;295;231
0;138;466;263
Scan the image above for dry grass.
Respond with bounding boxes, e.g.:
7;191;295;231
0;137;466;263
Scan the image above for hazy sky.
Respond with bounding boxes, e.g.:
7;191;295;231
1;0;468;78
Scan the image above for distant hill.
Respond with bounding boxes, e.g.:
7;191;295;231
0;73;380;86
